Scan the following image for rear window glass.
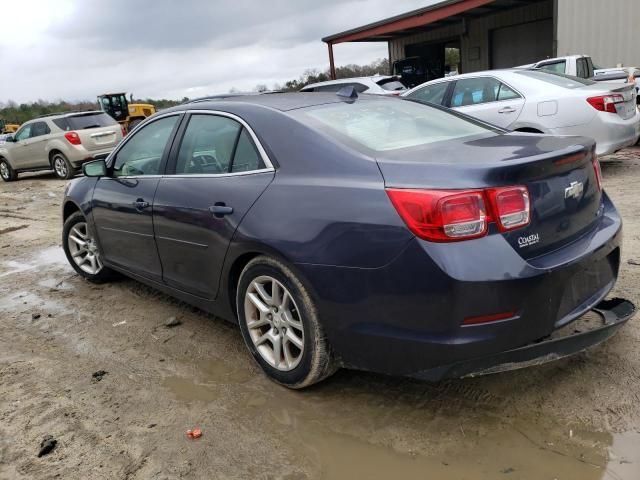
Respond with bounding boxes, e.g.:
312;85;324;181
515;70;596;88
377;78;407;92
54;112;118;131
297;99;496;152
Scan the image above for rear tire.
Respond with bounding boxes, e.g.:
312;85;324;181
62;212;114;283
52;152;75;180
0;159;16;182
237;256;337;389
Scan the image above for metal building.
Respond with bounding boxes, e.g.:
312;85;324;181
322;0;639;82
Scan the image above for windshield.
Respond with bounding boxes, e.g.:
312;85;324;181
296;99;497;153
515;70;596;88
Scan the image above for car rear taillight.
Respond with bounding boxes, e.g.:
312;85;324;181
386;186;530;242
592;153;603;191
64;131;81;145
386;189;487;242
486;186;530;232
587;94;624;113
121;125;127;137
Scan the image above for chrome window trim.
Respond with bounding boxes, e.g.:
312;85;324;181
104;109;275;179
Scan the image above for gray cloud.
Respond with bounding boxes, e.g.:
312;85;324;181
1;0;436;103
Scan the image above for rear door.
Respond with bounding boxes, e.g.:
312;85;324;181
448;77;525;129
153;111;275;299
91;114;181;281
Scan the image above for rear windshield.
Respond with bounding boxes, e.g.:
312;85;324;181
516;70;596;88
377;78;407;92
53;112;118;131
296;99;497;152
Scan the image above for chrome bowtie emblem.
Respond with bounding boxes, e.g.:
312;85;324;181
564;181;584;200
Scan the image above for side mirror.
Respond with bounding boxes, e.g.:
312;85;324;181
82;159;107;177
4;135;14;143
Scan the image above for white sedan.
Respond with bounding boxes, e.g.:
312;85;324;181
403;69;640;156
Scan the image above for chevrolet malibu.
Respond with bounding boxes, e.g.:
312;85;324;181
61;93;635;388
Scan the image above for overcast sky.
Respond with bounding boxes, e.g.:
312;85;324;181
0;0;439;103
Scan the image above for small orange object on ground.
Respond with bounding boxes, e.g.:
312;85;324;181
186;428;203;439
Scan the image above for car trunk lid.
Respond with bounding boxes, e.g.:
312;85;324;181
582;83;637;120
64;112;122;151
376;133;602;259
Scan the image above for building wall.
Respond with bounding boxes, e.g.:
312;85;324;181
557;0;639;67
388;0;553;72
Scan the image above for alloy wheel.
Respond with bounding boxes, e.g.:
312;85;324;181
244;275;305;371
67;221;103;275
54;156;67;178
0;162;9;180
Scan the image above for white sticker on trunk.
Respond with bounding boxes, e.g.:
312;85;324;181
518;233;540;248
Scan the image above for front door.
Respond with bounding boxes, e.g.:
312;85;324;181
91;114;181;281
10;124;35;168
153;112;274;299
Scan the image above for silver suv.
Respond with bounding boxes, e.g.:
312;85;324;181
0;111;124;181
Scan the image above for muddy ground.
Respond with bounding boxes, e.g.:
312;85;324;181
1;148;640;480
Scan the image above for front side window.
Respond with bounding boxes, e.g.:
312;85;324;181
406;82;449;105
112;115;179;176
174;114;265;175
451;77;501;107
14;124;32;142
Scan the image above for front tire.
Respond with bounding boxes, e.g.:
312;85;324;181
0;159;16;181
237;256;337;388
62;212;113;283
52;152;75;180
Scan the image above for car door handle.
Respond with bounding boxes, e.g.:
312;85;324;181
133;199;150;210
498;106;518;114
209;204;233;217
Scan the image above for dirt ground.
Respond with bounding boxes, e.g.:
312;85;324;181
1;148;640;480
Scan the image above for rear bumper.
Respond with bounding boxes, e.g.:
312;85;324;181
550;111;640;156
412;298;635;381
297;193;625;378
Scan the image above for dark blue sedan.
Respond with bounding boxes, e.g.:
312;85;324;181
61;93;635;388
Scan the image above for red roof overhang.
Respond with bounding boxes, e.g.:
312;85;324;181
323;0;496;44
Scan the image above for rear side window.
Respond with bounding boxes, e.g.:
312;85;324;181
407;82;449;105
56;113;118;131
30;121;51;137
174;114;265;175
231;129;264;172
576;58;587;78
537;60;566;74
299;100;495;152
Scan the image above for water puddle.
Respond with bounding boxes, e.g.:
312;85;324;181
0;246;67;278
163;360;639;479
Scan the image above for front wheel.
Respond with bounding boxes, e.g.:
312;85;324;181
52;153;75;180
0;159;16;181
62;212;114;283
237;256;337;388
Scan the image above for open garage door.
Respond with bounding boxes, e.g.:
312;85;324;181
490;18;553;69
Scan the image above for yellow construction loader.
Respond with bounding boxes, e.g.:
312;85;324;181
97;93;156;133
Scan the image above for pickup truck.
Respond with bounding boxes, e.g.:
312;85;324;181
527;55;596;78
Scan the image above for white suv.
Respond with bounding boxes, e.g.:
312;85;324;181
0;111;124;181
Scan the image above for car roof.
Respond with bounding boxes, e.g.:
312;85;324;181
303;76;394;89
167;92;387;113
